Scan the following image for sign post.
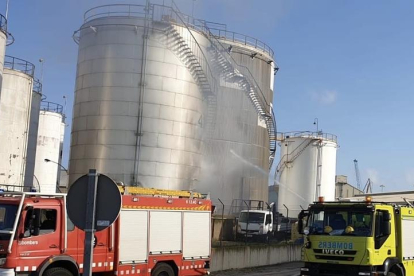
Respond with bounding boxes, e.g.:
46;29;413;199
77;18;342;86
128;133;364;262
83;169;98;276
67;170;122;276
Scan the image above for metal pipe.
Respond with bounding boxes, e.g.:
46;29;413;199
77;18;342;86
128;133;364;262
218;198;224;247
243;200;249;245
8;194;25;253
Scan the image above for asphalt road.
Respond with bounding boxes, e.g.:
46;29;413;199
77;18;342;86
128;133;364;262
212;262;303;276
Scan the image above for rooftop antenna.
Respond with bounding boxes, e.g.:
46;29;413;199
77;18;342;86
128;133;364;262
5;0;9;20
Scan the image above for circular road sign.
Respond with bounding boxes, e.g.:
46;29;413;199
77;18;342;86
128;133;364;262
67;173;122;232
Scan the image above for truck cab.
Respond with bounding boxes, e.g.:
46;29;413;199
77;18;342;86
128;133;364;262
237;210;273;241
298;197;410;276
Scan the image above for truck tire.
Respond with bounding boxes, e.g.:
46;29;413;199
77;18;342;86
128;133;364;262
152;263;175;276
43;267;73;276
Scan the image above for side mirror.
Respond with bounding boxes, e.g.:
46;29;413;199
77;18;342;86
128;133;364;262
298;210;309;235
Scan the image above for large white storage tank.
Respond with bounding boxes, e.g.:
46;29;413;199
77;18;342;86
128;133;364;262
0;56;35;188
276;132;338;217
34;102;65;193
69;3;276;208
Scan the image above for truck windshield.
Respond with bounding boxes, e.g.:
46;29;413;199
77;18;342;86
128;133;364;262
0;204;18;231
239;212;265;223
307;208;373;237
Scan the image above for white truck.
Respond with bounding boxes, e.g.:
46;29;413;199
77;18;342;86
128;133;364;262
236;209;274;242
236;204;297;241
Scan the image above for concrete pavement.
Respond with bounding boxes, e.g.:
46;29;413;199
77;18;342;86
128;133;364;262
212;262;302;276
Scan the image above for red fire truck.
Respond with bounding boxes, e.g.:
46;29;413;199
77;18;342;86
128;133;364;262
0;187;211;276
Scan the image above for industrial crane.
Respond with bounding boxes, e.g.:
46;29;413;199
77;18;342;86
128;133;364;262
353;159;362;190
354;159;373;193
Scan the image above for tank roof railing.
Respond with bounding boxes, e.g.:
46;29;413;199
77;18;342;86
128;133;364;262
0;14;7;34
81;2;275;58
84;4;148;23
278;131;337;143
33;78;42;94
4;55;35;77
207;28;274;58
40;101;64;115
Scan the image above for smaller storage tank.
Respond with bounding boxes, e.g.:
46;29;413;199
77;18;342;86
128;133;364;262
0;56;35;188
34;102;65;193
276;132;338;218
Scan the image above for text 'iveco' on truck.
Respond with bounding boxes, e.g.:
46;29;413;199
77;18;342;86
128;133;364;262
0;187;211;276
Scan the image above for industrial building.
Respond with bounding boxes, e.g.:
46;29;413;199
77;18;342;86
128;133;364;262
335;175;363;199
69;2;277;207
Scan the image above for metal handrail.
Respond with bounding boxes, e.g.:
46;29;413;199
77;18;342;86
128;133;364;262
84;4;148;22
0;14;7;34
4;55;35;77
278;131;337;143
33;79;42;94
41;101;64;114
152;4;218;95
209;28;274;58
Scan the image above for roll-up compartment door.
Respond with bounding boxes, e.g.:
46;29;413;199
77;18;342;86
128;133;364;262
119;210;148;263
149;211;182;254
183;212;210;259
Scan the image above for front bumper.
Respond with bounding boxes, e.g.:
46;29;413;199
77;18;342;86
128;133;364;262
300;263;378;276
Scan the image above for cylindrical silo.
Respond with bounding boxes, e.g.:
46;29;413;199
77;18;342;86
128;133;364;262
70;3;276;208
23;79;42;190
34;102;65;193
0;56;35;189
0;15;9;102
276;132;338;218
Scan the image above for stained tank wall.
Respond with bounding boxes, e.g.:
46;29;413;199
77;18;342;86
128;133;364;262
34;111;64;193
0;68;34;187
0;19;8;101
69;7;275;207
23;91;42;189
277;135;338;217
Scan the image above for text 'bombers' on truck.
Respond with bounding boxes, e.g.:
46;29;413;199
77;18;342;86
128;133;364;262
298;196;414;276
0;188;211;276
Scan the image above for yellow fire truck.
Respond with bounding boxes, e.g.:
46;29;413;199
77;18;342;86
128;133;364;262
298;196;414;276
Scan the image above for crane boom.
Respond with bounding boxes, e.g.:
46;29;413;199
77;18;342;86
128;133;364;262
354;159;362;190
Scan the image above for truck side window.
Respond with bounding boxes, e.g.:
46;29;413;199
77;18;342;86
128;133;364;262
39;209;57;235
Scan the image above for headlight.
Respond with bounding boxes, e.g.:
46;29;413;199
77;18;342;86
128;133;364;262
259;226;263;234
0;258;6;265
304;227;310;235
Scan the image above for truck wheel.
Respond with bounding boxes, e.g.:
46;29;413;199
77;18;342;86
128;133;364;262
152;263;174;276
43;267;73;276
